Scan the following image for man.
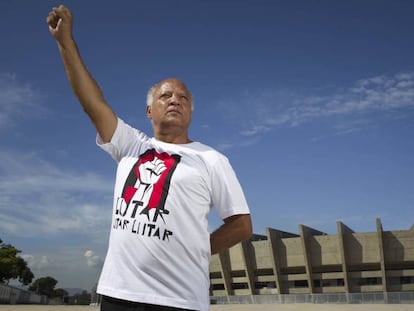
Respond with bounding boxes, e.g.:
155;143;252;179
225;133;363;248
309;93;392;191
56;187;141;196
47;5;252;311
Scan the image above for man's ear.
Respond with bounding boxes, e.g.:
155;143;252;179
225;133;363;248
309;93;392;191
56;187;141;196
146;106;152;119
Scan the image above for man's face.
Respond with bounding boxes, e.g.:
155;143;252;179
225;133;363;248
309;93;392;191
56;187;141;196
147;79;192;131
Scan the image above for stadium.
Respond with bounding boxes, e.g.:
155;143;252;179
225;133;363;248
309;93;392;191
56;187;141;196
209;218;414;304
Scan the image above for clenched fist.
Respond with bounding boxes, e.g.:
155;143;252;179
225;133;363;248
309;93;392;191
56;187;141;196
46;5;73;44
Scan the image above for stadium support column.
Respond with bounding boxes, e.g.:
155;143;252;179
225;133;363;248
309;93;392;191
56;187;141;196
376;218;389;303
266;228;284;294
241;239;255;301
299;224;315;295
299;225;327;298
337;221;353;302
218;249;233;301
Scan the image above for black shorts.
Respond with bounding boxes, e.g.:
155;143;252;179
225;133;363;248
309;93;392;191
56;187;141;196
101;295;196;311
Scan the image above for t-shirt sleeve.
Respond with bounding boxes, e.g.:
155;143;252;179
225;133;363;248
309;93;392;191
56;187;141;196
210;156;250;220
96;117;149;162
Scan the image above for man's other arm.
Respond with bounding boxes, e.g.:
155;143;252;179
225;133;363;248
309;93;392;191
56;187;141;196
210;214;252;255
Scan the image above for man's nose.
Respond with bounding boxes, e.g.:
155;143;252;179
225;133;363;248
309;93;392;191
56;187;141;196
168;93;180;105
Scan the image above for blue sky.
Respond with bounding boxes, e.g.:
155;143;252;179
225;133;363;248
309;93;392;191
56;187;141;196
1;0;413;290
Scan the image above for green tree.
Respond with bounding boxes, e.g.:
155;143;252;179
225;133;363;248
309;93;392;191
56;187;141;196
29;276;58;297
0;239;34;285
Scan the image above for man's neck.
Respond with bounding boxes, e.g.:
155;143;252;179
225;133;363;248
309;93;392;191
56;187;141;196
154;131;191;144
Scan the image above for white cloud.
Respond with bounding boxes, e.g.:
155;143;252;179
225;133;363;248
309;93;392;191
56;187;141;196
218;72;414;140
84;250;104;268
19;247;104;289
22;254;53;270
0;73;47;129
0;149;112;239
240;125;271;137
278;73;414;126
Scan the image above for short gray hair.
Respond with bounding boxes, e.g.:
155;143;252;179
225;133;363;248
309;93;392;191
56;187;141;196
146;84;158;107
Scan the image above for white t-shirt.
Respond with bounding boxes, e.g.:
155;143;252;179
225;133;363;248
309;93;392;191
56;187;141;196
96;118;249;311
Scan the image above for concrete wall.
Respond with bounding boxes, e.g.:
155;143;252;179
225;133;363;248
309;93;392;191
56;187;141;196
210;218;414;299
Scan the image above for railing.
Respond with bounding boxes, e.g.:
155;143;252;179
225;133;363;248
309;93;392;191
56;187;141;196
0;283;61;305
211;292;414;305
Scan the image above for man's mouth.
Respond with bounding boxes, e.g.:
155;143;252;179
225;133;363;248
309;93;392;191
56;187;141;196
166;108;181;114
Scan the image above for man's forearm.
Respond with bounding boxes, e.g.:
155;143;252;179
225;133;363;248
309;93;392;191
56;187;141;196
57;38;116;142
58;39;106;116
210;214;252;255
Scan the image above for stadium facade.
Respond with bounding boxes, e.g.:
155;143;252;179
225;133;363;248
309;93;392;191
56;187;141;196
209;218;414;302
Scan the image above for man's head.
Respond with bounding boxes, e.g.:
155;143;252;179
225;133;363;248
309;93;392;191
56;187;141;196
146;78;193;143
147;78;194;111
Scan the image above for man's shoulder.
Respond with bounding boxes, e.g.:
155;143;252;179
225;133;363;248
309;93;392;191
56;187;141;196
189;141;229;163
117;117;150;140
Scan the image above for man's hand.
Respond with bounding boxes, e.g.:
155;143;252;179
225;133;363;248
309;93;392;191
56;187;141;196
46;5;73;45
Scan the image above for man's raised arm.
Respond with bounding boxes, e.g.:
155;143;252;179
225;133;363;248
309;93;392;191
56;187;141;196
46;5;117;143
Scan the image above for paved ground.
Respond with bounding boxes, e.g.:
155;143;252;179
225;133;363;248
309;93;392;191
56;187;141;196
0;304;413;311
